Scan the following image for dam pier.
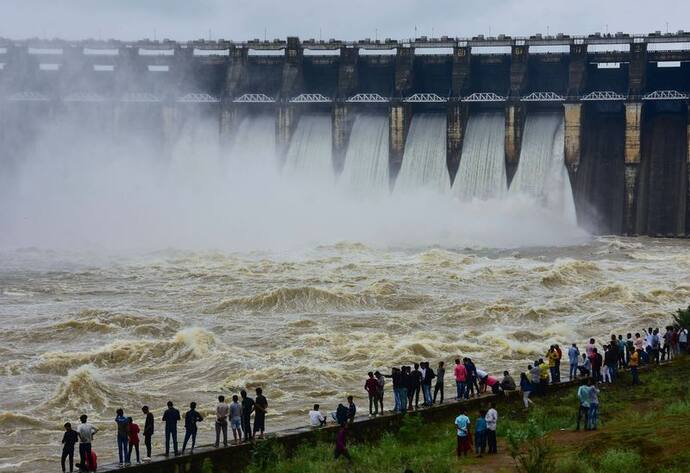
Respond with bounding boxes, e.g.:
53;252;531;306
2;32;690;234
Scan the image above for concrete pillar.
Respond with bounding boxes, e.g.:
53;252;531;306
687;103;690;236
629;42;647;97
509;43;529;99
567;43;588;97
389;101;410;184
505;103;524;185
563;103;583;186
332;103;353;174
337;47;359;98
451;46;471;97
224;46;248;98
280;37;303;98
447;102;468;183
277;104;297;161
623;102;643;234
394;46;414;97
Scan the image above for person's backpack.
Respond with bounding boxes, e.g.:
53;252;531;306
85;449;97;471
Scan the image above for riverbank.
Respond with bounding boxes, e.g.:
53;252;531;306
96;356;689;473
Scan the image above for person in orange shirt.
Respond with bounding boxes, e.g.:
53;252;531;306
630;349;641;385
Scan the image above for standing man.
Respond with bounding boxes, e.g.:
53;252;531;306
485;402;498;454
76;414;98;471
421;362;435;406
141;406;154;462
454;407;471;457
182;402;203;454
214;395;229;448
115;409;130;467
253;388;268;439
576;380;591;431
230;395;243;444
568;343;580;381
162;401;181;456
61;422;79;473
630;348;641;385
365;372;379;416
588;383;600;430
433;361;445;404
454;358;467;400
591;348;603;383
374;371;385;414
240;389;255;442
410;363;422;409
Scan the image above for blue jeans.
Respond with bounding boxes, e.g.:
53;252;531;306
399;388;408;411
455;381;466;400
569;362;578;379
475;430;486;454
117;434;129;463
422;384;432;405
165;426;178;454
182;428;197;451
393;388;402;411
588;403;599;429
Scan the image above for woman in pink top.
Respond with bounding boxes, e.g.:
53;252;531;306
454;358;467;400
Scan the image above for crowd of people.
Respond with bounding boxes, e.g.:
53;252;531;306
60;324;686;471
60;388;268;472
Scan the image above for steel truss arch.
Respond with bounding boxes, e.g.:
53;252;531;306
233;93;275;103
461;92;506;102
346;93;388;103
290;93;331;103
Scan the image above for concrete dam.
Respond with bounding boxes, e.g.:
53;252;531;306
1;33;689;236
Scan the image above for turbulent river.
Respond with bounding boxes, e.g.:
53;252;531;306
1;236;689;470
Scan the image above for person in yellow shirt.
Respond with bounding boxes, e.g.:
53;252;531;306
546;346;559;383
630;349;641;385
538;359;550;393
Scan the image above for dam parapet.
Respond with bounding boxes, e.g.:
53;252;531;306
2;32;690;235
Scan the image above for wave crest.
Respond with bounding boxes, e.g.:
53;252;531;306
34;328;215;375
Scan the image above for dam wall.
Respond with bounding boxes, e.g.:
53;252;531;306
2;33;690;234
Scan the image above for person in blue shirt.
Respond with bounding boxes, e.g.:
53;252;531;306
576;380;592;431
475;409;487;457
454;407;472;457
568;343;580;380
115;409;130;466
162;401;181;456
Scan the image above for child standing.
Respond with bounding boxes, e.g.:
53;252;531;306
127;417;141;464
475;410;487;457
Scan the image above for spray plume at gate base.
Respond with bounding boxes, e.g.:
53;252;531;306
0;107;587;251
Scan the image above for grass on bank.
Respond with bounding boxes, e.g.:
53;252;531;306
242;356;690;473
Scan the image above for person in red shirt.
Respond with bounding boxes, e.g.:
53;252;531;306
454;358;467;400
127;417;141;464
365;372;380;416
334;424;351;462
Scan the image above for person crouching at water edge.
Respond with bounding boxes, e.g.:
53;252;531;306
455;407;472;457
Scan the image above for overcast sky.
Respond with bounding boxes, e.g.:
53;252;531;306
1;0;688;41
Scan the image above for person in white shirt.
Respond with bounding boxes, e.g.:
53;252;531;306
308;404;326;427
485;403;498;454
214;395;229;447
680;328;688;353
76;414;98;470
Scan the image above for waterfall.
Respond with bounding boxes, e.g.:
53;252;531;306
284;113;334;182
394;113;450;194
452;112;507;200
509;112;576;223
230;113;277;166
339;114;389;195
